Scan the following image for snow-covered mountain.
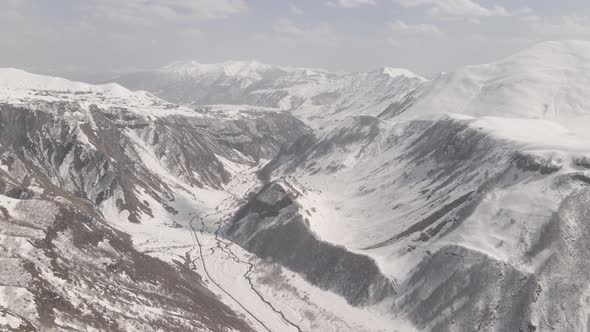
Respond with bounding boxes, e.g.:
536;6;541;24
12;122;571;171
0;69;316;331
4;40;590;332
0;68;414;332
112;61;425;130
248;40;590;331
392;41;590;120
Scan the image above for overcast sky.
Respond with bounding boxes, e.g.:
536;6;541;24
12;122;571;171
2;0;590;76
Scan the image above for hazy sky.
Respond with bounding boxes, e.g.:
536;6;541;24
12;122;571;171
2;0;590;75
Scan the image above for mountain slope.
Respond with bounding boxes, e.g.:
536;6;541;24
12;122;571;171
0;69;314;331
0;68;414;332
385;40;590;122
237;41;590;331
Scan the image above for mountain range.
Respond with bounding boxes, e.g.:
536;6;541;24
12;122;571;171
2;40;590;331
111;60;425;131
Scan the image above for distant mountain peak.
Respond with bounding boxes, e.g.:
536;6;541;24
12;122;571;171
113;60;426;129
159;60;430;83
161;60;272;79
391;39;590;123
158;59;321;81
379;67;425;80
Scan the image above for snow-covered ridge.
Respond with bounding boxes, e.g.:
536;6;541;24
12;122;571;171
400;40;590;122
0;68;208;118
375;40;590;156
160;60;425;81
0;68;133;97
160;60;427;84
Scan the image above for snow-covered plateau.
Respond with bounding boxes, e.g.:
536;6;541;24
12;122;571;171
2;40;590;331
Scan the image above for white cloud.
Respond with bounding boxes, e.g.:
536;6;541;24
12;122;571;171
269;19;339;47
183;28;203;38
84;0;248;24
289;3;304;15
0;0;31;19
388;20;442;35
521;14;541;23
327;0;376;8
3;0;26;7
394;0;510;18
2;0;32;8
530;15;590;38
